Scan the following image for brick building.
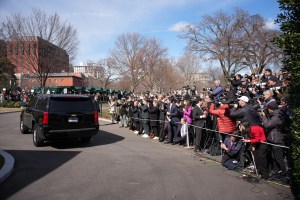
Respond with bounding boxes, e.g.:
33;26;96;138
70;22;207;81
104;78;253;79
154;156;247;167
6;36;69;80
20;73;84;91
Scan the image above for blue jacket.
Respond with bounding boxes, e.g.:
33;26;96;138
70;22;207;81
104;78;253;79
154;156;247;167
223;137;242;157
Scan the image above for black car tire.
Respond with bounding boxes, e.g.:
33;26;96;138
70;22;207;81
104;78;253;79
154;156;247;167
81;137;92;143
33;125;44;147
20;118;29;134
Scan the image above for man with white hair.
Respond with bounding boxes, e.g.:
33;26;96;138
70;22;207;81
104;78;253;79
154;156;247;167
229;96;261;126
211;79;224;102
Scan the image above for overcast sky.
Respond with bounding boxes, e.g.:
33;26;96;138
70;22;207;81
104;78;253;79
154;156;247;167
0;0;280;65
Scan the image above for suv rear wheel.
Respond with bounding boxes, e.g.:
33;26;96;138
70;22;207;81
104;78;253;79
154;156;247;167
81;137;92;143
20;118;29;134
33;125;44;147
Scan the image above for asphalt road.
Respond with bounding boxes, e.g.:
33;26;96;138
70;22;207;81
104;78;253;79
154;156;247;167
0;112;293;200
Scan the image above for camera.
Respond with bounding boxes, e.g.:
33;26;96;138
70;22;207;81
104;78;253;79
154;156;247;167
228;100;238;108
203;88;212;92
270;86;281;91
183;85;190;90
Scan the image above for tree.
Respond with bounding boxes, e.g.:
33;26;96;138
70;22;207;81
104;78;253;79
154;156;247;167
275;0;300;197
0;56;17;90
180;8;283;80
175;54;202;86
0;8;79;92
237;9;283;74
96;57;119;88
140;38;168;92
110;33;145;92
180;9;246;81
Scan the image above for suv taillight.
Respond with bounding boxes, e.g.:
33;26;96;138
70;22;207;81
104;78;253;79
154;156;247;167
43;112;49;125
94;111;98;124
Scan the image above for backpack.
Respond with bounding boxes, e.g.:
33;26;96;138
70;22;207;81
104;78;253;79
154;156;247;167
209;143;221;156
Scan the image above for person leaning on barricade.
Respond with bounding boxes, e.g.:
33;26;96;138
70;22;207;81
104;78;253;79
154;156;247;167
261;101;289;183
208;99;236;142
229;96;261;126
240;122;269;180
220;131;243;170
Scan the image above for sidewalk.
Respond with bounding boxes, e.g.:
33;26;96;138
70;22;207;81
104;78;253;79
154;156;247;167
0;150;14;184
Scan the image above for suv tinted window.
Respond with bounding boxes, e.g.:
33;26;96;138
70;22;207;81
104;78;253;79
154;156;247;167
29;96;38;108
35;96;48;111
49;97;94;112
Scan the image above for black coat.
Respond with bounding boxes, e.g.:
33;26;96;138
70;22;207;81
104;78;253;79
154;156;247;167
263;109;287;144
192;105;206;127
230;104;261;126
132;106;140;123
149;106;159;126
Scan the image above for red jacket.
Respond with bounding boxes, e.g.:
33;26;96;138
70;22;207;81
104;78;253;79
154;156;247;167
209;104;236;133
250;126;266;144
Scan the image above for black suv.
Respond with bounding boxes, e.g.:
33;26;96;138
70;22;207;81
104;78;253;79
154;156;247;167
20;94;99;147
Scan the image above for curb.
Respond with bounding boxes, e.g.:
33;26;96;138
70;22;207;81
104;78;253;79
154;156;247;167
0;150;14;184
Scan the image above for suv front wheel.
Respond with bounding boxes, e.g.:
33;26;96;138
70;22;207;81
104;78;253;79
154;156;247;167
33;125;44;147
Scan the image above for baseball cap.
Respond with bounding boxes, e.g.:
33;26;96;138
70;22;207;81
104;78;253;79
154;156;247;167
237;96;249;103
241;78;247;82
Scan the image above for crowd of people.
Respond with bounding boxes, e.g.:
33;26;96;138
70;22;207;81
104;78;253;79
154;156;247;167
107;68;292;183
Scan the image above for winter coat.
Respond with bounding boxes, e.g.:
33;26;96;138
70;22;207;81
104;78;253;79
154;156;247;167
262;109;287;144
132;106;140;123
209;104;236;133
140;104;150;119
149;106;159;127
249;126;266;144
211;86;224;101
119;103;128;116
230;104;261;126
183;106;193;124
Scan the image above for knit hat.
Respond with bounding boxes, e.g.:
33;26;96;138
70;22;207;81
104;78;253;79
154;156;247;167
267;101;278;110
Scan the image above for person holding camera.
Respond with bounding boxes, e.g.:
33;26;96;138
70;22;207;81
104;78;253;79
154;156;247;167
240;122;269;180
221;131;243;170
208;100;237;142
132;100;141;135
108;96;117;124
158;96;168;142
261;101;288;182
119;98;128;128
229;96;261;126
140;98;150;138
149;100;160;139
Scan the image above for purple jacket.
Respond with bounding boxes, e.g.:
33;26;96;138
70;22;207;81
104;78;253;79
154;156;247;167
183;106;192;124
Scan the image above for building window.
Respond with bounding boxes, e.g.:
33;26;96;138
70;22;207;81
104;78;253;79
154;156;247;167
15;44;18;55
27;43;30;54
32;44;37;54
21;43;24;55
8;44;12;55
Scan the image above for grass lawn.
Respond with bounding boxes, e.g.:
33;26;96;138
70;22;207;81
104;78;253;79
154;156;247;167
0;107;21;113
